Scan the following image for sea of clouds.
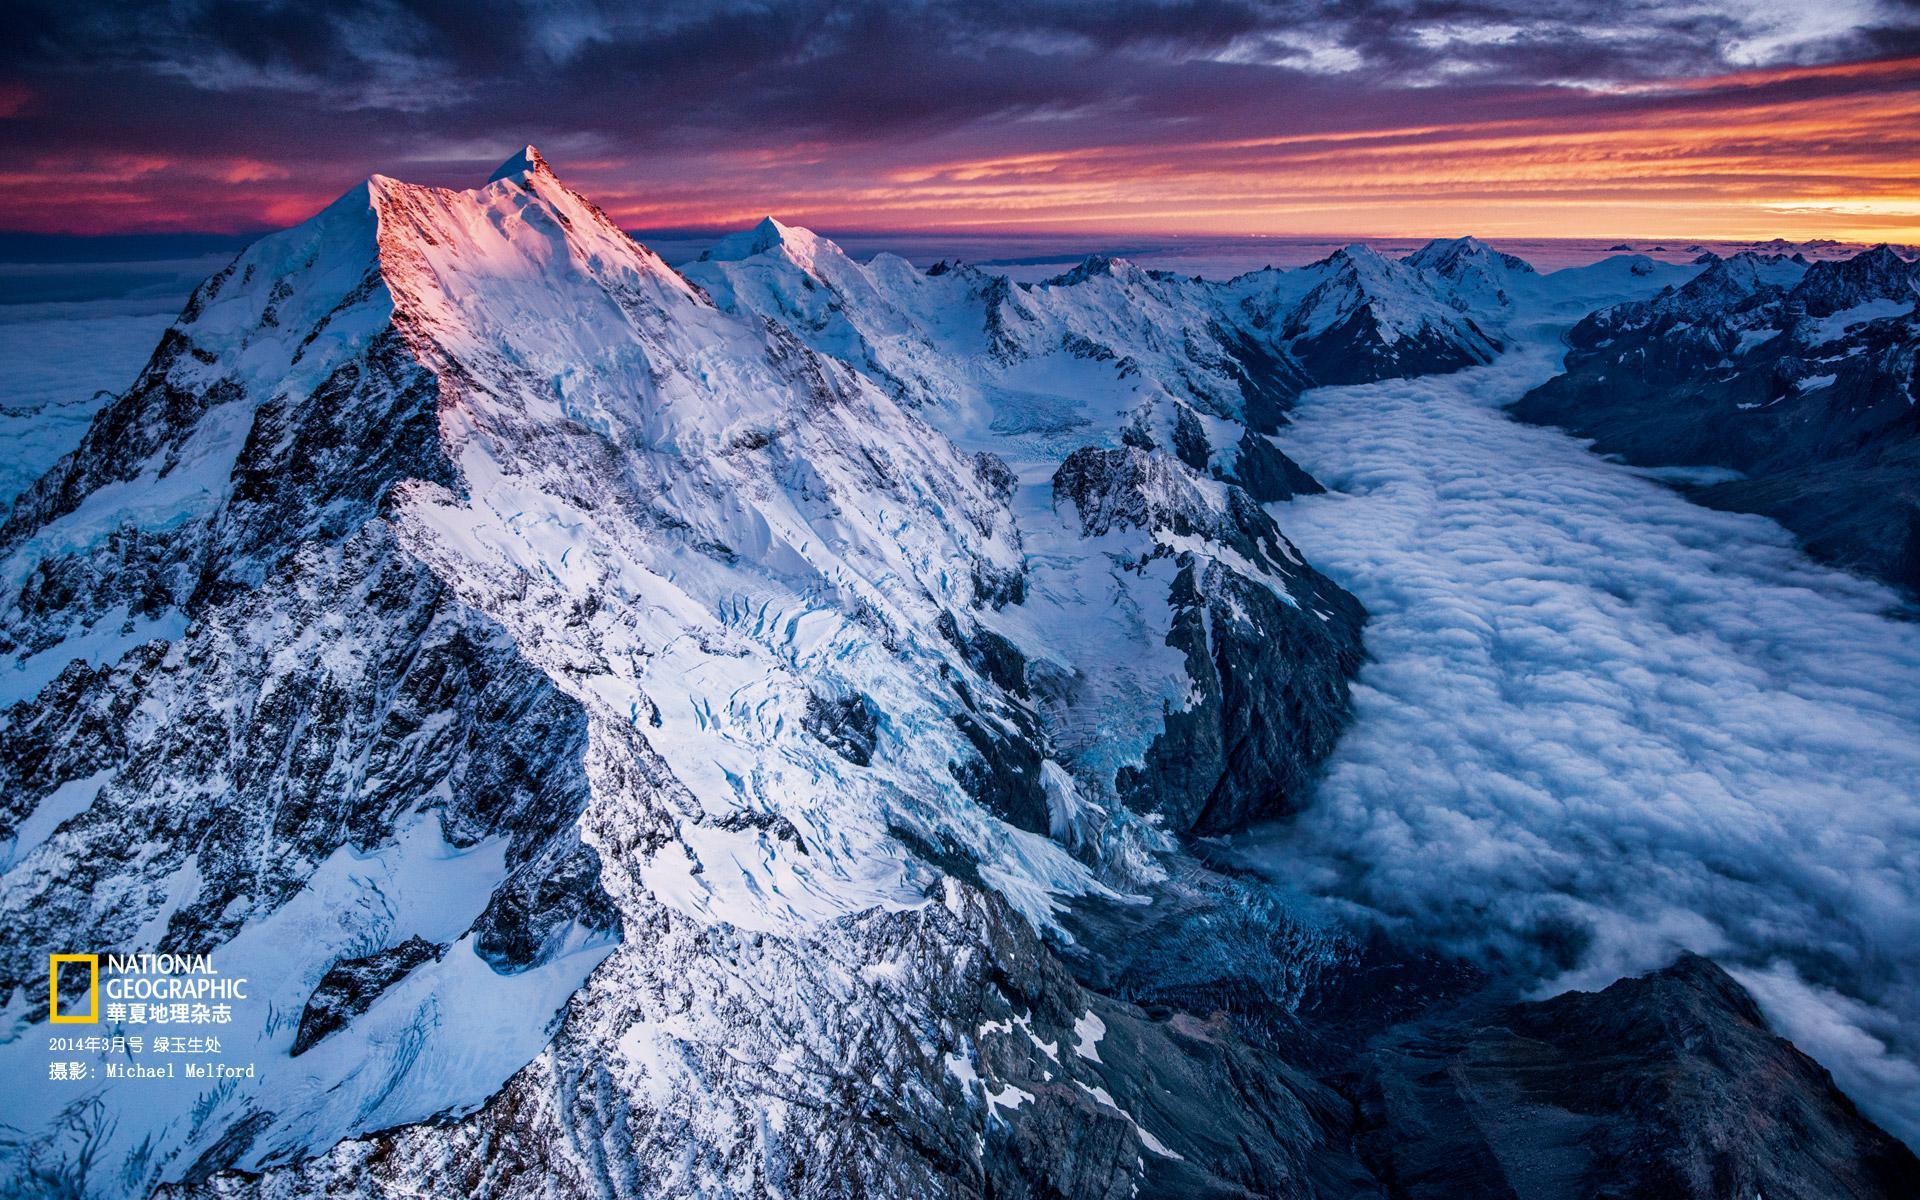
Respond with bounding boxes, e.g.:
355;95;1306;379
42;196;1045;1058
1240;331;1920;1145
0;257;219;505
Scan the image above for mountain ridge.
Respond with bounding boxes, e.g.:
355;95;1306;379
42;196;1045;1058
1513;242;1920;591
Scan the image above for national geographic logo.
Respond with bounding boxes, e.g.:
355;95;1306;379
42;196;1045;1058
48;953;250;1024
48;954;99;1024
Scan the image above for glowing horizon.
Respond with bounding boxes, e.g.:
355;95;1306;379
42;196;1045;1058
3;5;1918;244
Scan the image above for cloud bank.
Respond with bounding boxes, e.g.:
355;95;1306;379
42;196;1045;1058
1240;332;1920;1145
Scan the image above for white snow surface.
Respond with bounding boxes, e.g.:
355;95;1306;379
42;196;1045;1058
2;185;394;593
364;159;1113;933
1075;1080;1183;1159
1809;297;1915;344
1073;1009;1107;1063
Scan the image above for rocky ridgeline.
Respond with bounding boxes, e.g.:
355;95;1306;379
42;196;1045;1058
1515;245;1920;591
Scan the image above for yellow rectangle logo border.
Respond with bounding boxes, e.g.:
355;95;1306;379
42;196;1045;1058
49;954;99;1024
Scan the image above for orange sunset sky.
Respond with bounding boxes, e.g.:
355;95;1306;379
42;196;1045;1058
3;2;1918;242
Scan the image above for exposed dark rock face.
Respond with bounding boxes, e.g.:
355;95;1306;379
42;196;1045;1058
1290;303;1498;387
1172;403;1212;472
1118;556;1364;835
1514;246;1920;591
1053;446;1187;538
1795;245;1920;317
198;327;455;602
930;606;1055;834
1;525;195;663
1052;444;1331;581
946;690;1051;836
293;937;446;1055
0;491;610;1013
171;929;1920;1200
1211;320;1315;433
1062;869;1483;1075
1354;956;1920;1200
472;828;614;972
170;885;1390;1200
971;450;1019;505
801;691;880;765
937;609;1031;699
1052;444;1366;836
1230;428;1326;503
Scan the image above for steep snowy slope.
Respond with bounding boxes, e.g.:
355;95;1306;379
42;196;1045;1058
681;225;1665;490
684;231;1372;845
1514;245;1920;589
1402;235;1537;310
687;229;1318;491
0;149;1375;1197
1223;244;1503;385
1;154;624;1190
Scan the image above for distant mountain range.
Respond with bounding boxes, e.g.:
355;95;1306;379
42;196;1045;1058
1516;245;1920;591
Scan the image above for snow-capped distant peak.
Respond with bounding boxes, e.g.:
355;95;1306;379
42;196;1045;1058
1295;242;1427;308
1041;254;1146;288
487;144;551;184
1253;237;1502;382
1404;236;1536;278
1321;243;1388;269
697;215;838;273
1789;243;1920;317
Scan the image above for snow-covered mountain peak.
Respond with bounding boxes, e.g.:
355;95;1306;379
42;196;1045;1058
1705;250;1807;292
2;150;1094;1136
697;214;840;274
1790;243;1920;316
1271;239;1500;379
1579;243;1912;344
1311;242;1392;274
486;143;552;183
1403;237;1538;298
13;140;1890;1199
359;156;717;396
352;151;690;306
1658;250;1808;313
1040;254;1152;289
1404;235;1519;268
1298;242;1444;304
